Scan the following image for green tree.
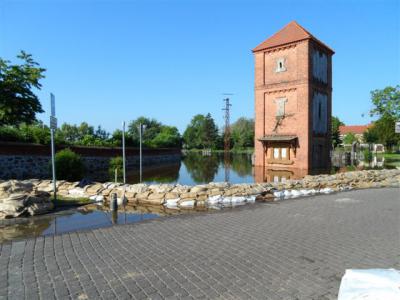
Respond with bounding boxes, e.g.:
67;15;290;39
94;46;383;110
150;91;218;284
367;86;400;149
331;116;344;148
151;126;181;148
19;122;51;144
363;127;379;144
369;85;400;119
231;117;254;149
183;115;204;149
183;114;219;149
366;114;399;148
57;122;112;146
343;132;357;145
128;117;162;147
0;51;45;126
202;113;219;149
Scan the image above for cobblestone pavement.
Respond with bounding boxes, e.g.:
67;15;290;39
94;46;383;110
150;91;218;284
0;188;399;300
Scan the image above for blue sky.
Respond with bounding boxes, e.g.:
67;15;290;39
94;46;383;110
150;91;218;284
1;0;399;133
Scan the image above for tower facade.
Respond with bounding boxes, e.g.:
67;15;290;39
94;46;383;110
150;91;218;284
253;21;334;176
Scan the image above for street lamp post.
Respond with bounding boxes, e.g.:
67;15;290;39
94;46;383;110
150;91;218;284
122;121;126;184
138;123;146;182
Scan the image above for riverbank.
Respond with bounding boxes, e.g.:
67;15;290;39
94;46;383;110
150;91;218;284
1;169;399;219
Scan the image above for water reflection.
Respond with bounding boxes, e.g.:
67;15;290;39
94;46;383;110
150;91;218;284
0;203;223;243
107;152;396;185
253;166;309;183
182;152;220;184
0;206;161;243
126;162;181;184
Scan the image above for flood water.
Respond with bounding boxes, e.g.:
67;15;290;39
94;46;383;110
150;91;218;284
1;151;396;243
126;151;394;185
0;202;236;243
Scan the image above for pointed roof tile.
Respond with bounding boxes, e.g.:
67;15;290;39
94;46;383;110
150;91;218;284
252;21;334;53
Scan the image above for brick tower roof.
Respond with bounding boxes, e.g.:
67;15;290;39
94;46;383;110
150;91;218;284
252;21;334;53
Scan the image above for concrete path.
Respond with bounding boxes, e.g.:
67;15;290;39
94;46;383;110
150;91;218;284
0;188;399;300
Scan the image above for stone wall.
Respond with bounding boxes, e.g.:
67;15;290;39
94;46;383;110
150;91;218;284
0;142;181;180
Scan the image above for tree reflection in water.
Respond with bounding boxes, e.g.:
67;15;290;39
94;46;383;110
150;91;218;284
126;162;181;184
230;153;253;177
182;152;220;184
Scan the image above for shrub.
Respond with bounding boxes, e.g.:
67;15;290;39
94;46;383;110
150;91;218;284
363;149;373;163
0;126;22;142
53;148;85;181
19;123;51;144
109;156;123;182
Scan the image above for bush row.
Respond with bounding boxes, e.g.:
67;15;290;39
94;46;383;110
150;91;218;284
53;149;123;182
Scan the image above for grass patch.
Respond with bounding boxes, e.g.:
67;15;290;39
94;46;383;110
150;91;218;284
377;153;400;167
50;195;92;207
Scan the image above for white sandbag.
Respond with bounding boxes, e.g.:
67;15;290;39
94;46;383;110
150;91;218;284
320;187;334;194
165;198;180;206
179;200;195;208
221;197;232;204
95;195;104;202
89;195;104;202
246;195;256;203
207;195;222;205
283;190;292;197
291;190;301;197
300;189;312;195
338;269;400;300
117;197;126;206
273;191;285;198
231;196;246;203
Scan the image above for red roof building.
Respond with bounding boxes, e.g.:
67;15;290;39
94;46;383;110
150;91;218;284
339;125;372;135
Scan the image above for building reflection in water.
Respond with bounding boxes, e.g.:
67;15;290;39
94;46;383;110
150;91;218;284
253;166;330;183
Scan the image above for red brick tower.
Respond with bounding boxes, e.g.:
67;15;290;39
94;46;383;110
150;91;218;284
253;21;334;179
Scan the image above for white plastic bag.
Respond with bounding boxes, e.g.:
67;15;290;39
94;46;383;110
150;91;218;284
338;269;400;300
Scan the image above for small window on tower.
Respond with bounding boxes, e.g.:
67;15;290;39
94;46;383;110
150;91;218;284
275;58;286;73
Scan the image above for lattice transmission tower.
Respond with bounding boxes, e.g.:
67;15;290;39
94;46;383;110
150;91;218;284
222;95;233;182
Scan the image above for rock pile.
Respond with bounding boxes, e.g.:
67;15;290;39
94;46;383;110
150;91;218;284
0;169;399;218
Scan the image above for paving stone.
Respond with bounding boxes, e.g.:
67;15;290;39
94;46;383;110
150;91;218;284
0;188;398;299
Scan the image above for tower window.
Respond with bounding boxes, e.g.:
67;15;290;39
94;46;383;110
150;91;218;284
275;58;286;72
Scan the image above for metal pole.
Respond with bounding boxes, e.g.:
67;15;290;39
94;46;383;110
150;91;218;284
50;128;57;201
139;123;143;183
49;93;57;202
122;121;126;184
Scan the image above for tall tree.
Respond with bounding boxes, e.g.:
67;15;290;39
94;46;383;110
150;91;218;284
183;114;219;149
128;117;162;146
331;116;344;148
202;113;219;149
367;85;400;149
0;51;45;126
151;126;181;148
231;117;254;149
369;85;400;119
365;114;399;148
